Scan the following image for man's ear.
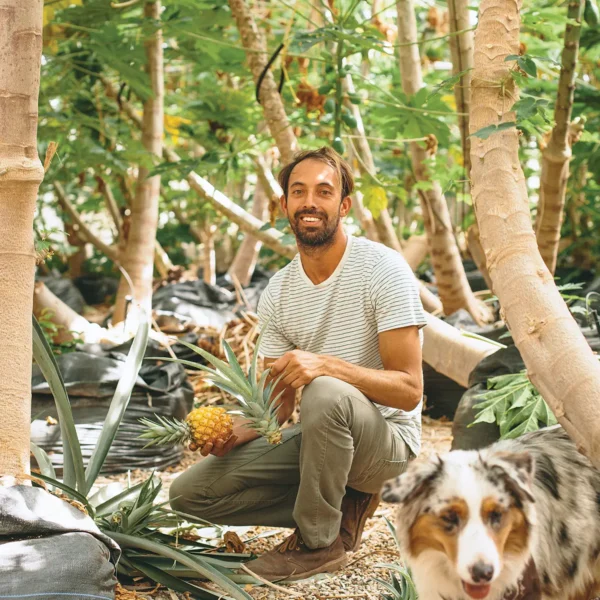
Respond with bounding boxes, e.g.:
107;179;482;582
340;195;352;217
279;194;287;214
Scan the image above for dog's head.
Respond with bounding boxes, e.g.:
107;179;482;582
382;448;536;600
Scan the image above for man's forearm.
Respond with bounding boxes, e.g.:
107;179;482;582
325;356;422;411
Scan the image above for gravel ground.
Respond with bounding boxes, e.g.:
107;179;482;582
112;416;453;600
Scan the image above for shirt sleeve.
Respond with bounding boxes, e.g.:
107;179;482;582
257;283;295;359
369;252;428;334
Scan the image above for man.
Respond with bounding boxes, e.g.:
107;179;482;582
169;147;427;581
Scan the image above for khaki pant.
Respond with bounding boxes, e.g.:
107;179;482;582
169;376;410;548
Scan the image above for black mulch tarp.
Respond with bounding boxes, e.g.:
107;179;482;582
153;270;271;329
451;323;600;451
0;486;119;599
31;337;196;475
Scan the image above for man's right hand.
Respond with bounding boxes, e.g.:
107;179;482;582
198;434;239;457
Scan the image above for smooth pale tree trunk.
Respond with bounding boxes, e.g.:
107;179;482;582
33;282;105;344
446;0;473;187
228;0;298;164
200;222;217;286
0;0;45;482
396;0;491;324
471;0;600;467
64;222;87;278
402;235;429;271
113;0;164;324
535;0;585;274
466;223;493;290
422;313;500;387
228;178;270;286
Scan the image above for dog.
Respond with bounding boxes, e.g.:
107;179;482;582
381;426;600;600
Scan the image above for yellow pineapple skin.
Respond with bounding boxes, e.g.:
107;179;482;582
186;406;234;448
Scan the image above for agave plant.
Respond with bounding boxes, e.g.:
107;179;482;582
30;313;258;600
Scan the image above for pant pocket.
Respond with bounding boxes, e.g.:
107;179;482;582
356;457;408;489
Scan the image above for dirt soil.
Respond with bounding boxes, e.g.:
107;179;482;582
112;416;453;600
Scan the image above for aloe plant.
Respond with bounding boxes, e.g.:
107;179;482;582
30;311;257;600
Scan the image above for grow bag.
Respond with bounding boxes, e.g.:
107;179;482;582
0;486;119;599
30;337;195;474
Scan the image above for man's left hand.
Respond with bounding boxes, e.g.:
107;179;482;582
269;350;326;389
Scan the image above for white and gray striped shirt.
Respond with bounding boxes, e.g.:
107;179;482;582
257;234;427;457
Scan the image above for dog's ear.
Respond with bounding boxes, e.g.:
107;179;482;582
382;457;443;505
487;451;535;504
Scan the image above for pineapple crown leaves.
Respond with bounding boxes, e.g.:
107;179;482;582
138;415;192;447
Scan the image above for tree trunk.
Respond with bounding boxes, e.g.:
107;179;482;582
54;182;120;262
200;222;217;286
422;313;501;387
344;75;403;252
470;0;600;466
466;223;493;290
446;0;473;186
113;0;163;324
33;282;105;344
228;178;270;286
402;235;429;271
535;0;585;274
0;0;45;482
64;221;87;279
228;0;298;164
396;0;491;324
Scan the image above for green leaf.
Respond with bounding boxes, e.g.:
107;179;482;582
30;442;57;483
84;311;150;494
125;557;226;599
470;121;517;140
107;532;254;600
32;316;86;493
94;481;147;516
33;473;95;516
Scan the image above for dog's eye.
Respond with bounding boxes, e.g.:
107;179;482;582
488;510;503;527
441;511;459;532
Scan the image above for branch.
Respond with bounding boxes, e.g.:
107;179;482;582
95;174;123;236
54;182;120;263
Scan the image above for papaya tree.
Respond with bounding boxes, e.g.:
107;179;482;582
0;0;45;482
470;0;600;467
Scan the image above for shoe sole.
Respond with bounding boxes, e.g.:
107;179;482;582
348;493;381;553
282;554;349;582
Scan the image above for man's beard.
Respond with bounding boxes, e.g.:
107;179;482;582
289;208;341;248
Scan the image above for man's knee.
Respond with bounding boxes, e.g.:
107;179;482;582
169;469;212;517
301;376;366;425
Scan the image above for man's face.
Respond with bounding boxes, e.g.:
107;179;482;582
282;159;351;248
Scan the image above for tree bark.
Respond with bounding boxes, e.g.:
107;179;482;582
466;223;493;290
113;0;164;323
396;0;491;324
422;313;500;387
446;0;473;185
0;0;45;482
344;75;404;252
402;234;429;271
535;0;585;274
228;0;298;164
228;178;270;286
54;182;120;263
470;0;600;466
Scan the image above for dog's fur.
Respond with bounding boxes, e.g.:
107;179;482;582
382;427;600;600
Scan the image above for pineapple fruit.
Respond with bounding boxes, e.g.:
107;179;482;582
139;407;234;451
139;324;283;449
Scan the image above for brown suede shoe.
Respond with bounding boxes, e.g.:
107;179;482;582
245;529;348;582
340;488;381;552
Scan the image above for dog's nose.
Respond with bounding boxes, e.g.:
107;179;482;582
470;561;494;583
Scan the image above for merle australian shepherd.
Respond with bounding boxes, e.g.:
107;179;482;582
382;426;600;600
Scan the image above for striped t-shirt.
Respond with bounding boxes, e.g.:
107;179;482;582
257;234;427;457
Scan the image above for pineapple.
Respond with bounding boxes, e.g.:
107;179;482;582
139;407;234;451
139;323;283;449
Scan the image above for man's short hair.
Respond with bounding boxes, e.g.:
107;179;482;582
277;147;355;202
